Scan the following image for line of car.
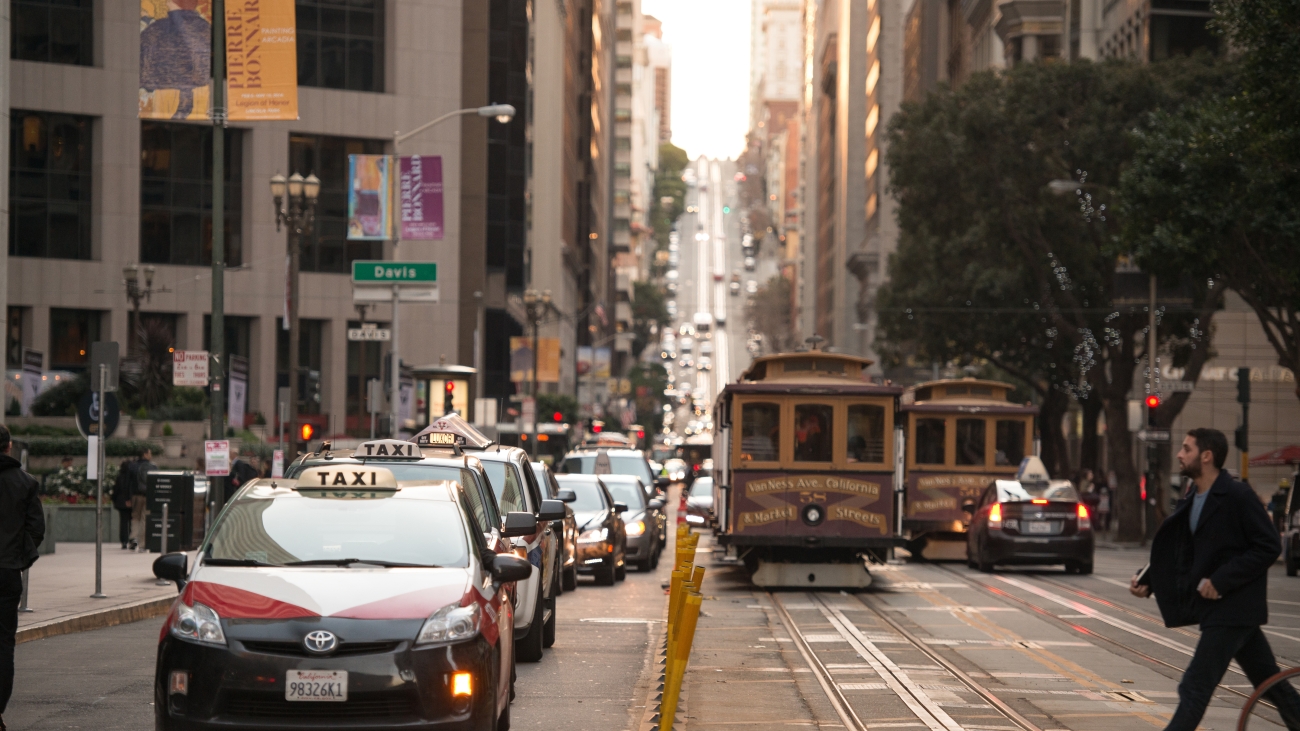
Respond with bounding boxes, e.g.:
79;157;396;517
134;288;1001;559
150;417;671;731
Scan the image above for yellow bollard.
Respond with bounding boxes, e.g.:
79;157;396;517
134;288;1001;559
659;593;704;731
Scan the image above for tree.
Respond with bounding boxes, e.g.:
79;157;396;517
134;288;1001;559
631;281;671;360
628;363;670;432
746;275;796;354
537;392;580;424
884;57;1228;539
1122;0;1300;404
651;142;688;252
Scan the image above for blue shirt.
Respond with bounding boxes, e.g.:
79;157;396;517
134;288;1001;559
1189;489;1210;532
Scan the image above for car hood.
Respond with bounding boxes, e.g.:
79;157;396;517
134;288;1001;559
574;510;610;531
185;565;473;620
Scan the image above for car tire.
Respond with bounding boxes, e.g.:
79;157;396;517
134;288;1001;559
497;697;511;731
515;585;546;663
1289;552;1299;578
977;548;994;573
615;560;627;581
595;558;617;586
563;564;578;591
1077;562;1093;575
542;573;558;649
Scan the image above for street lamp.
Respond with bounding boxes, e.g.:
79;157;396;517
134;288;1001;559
523;289;552;457
271;171;321;456
122;263;159;354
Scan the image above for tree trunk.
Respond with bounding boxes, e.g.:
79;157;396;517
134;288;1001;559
1079;394;1102;479
1038;388;1071;478
1103;396;1143;541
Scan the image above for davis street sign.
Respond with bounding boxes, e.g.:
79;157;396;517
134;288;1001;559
1138;429;1171;443
352;261;437;283
347;325;392;341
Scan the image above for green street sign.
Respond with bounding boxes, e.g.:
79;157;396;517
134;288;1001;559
352;261;438;283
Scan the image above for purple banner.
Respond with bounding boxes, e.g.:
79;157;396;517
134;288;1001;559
399;155;444;240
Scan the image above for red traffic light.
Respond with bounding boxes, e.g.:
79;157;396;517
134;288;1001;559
300;423;315;441
636;430;645;439
445;380;455;393
1145;395;1160;409
592;422;603;433
553;411;563;422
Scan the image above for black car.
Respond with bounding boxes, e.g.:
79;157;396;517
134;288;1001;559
532;461;579;591
965;478;1095;574
152;462;535;731
598;474;666;572
554;474;628;586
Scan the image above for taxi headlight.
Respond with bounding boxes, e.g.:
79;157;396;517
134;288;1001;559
416;602;481;646
577;527;608;544
171;601;227;646
625;520;645;537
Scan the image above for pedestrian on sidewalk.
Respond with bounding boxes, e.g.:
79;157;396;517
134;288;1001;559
226;446;259;503
131;446;157;552
0;424;46;731
1096;482;1112;533
1131;428;1300;730
111;457;138;549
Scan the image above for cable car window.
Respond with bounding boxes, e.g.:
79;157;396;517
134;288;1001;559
739;402;780;462
996;420;1026;466
793;404;834;463
956;418;986;466
846;404;885;463
915;418;946;465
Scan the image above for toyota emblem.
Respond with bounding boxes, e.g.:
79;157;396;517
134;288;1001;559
303;630;338;655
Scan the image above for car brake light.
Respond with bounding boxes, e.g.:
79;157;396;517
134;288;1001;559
989;503;1002;527
1032;499;1049;504
1077;503;1092;531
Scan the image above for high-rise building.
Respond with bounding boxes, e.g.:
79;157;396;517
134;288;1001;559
643;16;672;144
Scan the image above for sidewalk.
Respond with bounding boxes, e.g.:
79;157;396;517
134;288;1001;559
16;542;191;643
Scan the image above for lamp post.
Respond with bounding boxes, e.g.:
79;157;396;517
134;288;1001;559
388;105;515;437
271;172;321;457
121;264;158;354
522;289;552;457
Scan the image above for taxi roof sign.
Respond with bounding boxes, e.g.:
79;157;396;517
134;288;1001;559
296;465;400;490
355;439;421;459
411;413;495;450
418;432;459;447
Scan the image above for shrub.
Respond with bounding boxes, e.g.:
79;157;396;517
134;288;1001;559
23;437;160;457
42;463;120;499
162;422;175;437
32;376;88;417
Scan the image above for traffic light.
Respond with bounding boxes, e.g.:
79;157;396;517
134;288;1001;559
300;423;314;442
1235;424;1249;452
307;370;322;404
1145;394;1160;427
591;420;604;433
1237;367;1251;404
553;411;564;423
443;380;455;415
722;206;731;214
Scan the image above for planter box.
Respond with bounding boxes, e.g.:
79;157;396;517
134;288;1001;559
47;504;121;543
113;416;133;439
132;419;155;439
247;425;269;442
161;435;185;458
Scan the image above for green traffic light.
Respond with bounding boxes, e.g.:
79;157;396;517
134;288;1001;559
722;206;731;214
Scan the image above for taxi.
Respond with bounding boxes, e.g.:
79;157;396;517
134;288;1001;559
151;463;535;731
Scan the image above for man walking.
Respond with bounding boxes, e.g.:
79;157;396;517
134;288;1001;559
1131;428;1300;730
111;457;138;549
131;447;157;552
0;424;46;731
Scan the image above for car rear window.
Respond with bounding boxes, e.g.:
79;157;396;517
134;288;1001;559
562;454;654;485
690;479;713;498
997;480;1079;503
602;478;646;510
208;492;469;567
556;478;606;512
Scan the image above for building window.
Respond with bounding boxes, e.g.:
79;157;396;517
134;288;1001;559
7;307;27;369
276;318;325;415
289;134;384;273
49;308;101;372
140;123;244;267
9;111;92;260
11;0;93;66
296;0;384;92
486;0;527;288
483;309;521;401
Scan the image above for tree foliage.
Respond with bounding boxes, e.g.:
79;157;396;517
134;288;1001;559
631;280;671;360
651;142;689;252
745;275;796;354
882;57;1228;539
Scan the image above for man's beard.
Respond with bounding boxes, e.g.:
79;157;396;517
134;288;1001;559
1180;460;1203;480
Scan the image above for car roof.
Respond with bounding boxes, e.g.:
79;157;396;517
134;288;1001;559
238;476;459;503
555;473;603;484
565;447;645;457
294;449;487;473
599;473;644;485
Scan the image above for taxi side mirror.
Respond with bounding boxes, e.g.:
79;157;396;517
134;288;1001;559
961;499;977;515
557;489;577;503
502;511;538;538
649;498;666;510
153;552;188;593
491;553;533;584
613;501;629;514
538;499;567;522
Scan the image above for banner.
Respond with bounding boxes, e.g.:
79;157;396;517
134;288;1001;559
227;354;249;429
140;0;213;120
510;338;561;383
226;0;299;121
398;156;444;240
347;154;394;240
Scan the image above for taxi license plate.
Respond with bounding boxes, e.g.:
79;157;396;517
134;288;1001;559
1026;521;1054;534
286;670;348;702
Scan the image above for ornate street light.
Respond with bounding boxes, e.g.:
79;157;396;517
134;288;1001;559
522;289;552;457
271;171;321;456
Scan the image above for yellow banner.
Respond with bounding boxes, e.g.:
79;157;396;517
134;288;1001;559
140;0;213;120
226;0;299;121
510;338;562;383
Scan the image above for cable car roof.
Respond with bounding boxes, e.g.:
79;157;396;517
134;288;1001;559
901;378;1038;414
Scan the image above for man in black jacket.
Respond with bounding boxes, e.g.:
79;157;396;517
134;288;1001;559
111;457;137;549
0;424;46;730
1132;428;1300;730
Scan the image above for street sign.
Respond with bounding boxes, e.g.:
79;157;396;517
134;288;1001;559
173;350;209;386
348;325;392;341
353;285;439;302
89;342;119;392
206;440;231;476
1138;429;1171;443
76;391;120;438
351;261;437;283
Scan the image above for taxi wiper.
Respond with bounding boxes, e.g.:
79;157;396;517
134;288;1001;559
204;557;278;567
282;558;442;568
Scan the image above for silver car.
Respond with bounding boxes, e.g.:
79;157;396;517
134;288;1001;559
599;474;665;571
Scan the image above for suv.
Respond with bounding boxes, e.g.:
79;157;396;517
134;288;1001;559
558;447;669;527
413;415;565;663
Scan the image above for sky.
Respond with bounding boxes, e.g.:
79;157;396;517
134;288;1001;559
641;0;751;161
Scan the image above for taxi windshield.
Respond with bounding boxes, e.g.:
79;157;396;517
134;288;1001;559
562;454;654;485
206;493;470;568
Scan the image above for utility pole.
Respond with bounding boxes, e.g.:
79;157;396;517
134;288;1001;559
1237;367;1251;480
210;0;227;512
1144;273;1158;541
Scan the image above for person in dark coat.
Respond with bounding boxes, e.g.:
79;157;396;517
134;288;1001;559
1131;428;1300;730
131;447;158;552
226;446;260;504
0;424;46;729
111;457;138;549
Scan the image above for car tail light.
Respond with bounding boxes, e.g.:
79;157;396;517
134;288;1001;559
989;503;1002;529
1077;503;1091;531
1031;499;1049;505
